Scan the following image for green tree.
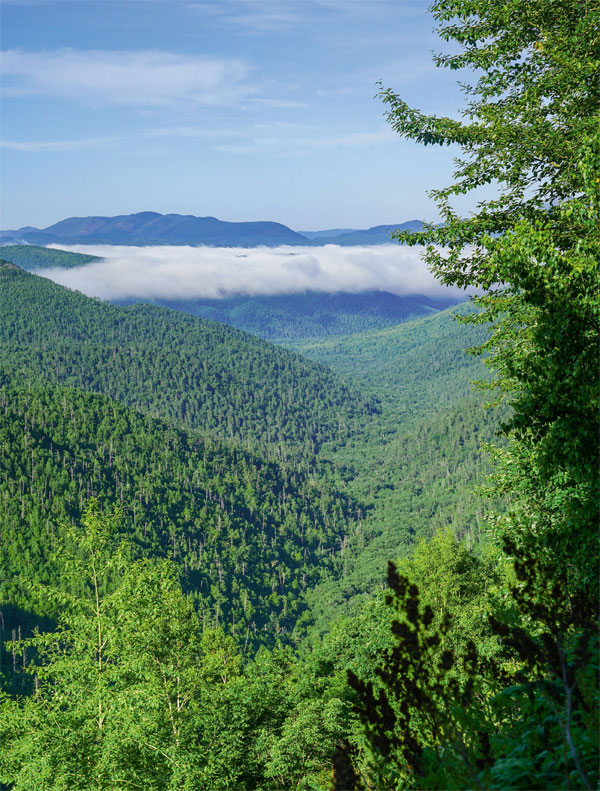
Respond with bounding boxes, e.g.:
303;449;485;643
379;1;600;592
0;502;363;790
0;503;199;789
346;532;504;789
0;503;254;789
350;0;599;787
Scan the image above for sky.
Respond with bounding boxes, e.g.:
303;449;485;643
0;0;469;231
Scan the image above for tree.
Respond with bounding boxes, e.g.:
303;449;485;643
379;2;599;578
383;0;600;659
0;502;361;790
346;533;505;789
0;503;197;788
350;0;600;787
0;503;256;790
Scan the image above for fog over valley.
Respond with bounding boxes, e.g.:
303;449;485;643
39;243;466;301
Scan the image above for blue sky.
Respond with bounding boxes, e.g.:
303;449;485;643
1;0;468;230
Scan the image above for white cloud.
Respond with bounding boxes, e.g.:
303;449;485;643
39;243;466;301
1;124;392;157
185;1;420;34
248;98;308;109
1;136;120;152
214;128;396;155
187;1;303;32
1;48;253;107
142;126;243;140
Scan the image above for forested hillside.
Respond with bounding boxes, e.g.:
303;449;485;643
288;303;490;414
117;290;440;342
0;265;494;647
295;309;502;633
305;396;500;628
0;262;372;462
0;382;362;654
0;258;497;628
0;245;101;269
0;260;497;671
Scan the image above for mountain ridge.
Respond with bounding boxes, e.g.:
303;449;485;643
1;212;425;247
0;211;306;247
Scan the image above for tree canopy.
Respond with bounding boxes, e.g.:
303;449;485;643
349;0;599;787
382;0;599;606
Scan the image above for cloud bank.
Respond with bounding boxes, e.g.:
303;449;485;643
39;244;466;302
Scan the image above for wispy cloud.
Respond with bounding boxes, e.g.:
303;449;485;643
40;243;465;301
142;126;243;140
214;128;396;155
1;124;392;156
1;136;120;152
185;0;424;35
187;1;303;32
1;48;254;107
248;98;308;109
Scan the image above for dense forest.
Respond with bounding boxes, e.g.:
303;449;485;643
0;262;372;462
0;245;101;270
116;290;442;343
0;382;364;652
0;0;598;789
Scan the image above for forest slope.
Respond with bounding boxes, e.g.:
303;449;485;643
0;261;501;649
0;262;372;462
0;245;101;269
292;308;501;634
117;291;441;342
0;381;361;651
286;304;490;415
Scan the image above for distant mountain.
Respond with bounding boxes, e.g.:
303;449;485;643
303;220;425;246
1;213;426;247
298;229;357;239
0;211;306;247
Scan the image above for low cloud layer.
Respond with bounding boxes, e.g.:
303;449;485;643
39;244;466;302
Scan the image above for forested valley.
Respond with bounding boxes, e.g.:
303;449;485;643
1;0;598;788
